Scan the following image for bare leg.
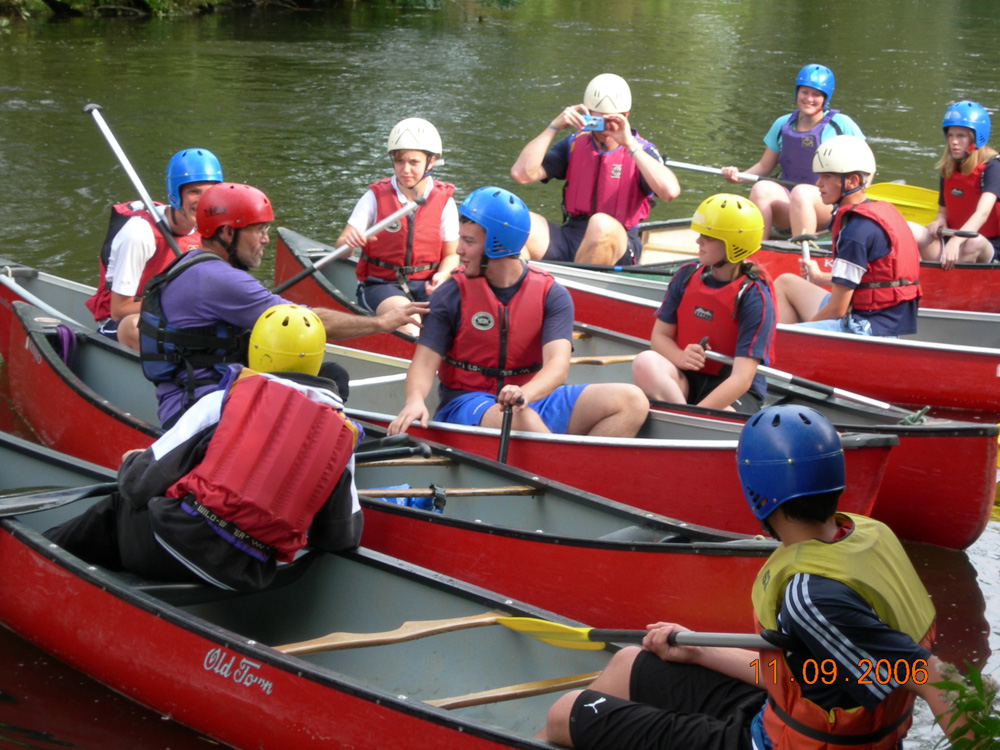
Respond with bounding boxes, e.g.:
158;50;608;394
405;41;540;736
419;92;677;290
772;273;829;323
565;383;648;437
574;213;628;266
540;647;642;745
787;184;831;237
375;295;421;338
631;350;689;403
523;212;552;260
959;236;996;263
909;221;941;261
748;181;791;239
116;314;141;351
478;402;551;433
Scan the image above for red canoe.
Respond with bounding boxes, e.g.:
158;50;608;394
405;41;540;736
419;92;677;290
6;302;893;541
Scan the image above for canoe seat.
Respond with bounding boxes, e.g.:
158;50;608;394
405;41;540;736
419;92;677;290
111;551;318;607
597;526;686;544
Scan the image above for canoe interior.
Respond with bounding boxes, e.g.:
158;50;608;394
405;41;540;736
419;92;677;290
7;491;613;739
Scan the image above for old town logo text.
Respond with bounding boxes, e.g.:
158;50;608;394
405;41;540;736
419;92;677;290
204;648;274;695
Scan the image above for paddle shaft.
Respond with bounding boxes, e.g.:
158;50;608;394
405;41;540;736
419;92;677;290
591;629;780;650
703;350;892;410
271;200;423;294
497;396;525;463
664;160;796;188
0;276;84;327
83;104;183;259
535;259;683;276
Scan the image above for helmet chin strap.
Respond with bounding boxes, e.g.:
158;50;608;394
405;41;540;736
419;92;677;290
223;228;249;272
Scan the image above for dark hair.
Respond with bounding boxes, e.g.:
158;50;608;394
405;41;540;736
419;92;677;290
774;490;840;524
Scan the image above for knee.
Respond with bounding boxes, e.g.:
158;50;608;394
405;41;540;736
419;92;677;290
586;213;625;242
544;690;583;746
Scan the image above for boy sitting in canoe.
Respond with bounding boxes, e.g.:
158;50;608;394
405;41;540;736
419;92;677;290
388;186;648;438
631;194;776;413
85;148;223;350
336;118;460;338
44;305;363;592
771;136;921;337
542;404;966;750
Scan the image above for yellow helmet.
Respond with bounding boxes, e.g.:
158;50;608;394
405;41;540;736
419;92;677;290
690;193;764;264
248;304;326;376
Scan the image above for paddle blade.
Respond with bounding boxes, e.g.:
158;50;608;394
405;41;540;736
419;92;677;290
496;617;608;650
867;183;938;225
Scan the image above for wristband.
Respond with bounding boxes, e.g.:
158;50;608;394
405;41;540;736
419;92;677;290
547;125;561;131
628;144;641;157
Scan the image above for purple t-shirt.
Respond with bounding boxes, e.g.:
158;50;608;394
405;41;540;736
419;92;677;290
154;251;293;425
418;266;574;408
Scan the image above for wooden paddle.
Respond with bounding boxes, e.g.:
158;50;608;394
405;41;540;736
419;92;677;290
84;103;183;259
866;183;938;225
426;672;601;709
274;612;787;656
569;354;636;366
358;485;537;498
272;199;424;294
702;350;892;410
663;160;797;188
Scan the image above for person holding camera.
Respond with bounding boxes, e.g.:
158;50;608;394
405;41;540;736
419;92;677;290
510;73;680;266
336;118;460;337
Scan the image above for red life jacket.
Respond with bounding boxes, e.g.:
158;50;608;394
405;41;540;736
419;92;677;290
674;264;775;376
562;130;653;228
752;515;937;750
355;178;456;283
943;160;1000;238
84;201;201;321
438;267;554;394
831;201;920;312
165;370;359;563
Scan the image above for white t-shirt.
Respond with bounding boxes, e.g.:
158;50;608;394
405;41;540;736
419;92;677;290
105;205;196;297
345;176;459;242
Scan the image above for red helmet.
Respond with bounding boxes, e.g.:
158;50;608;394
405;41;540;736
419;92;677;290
196;182;274;237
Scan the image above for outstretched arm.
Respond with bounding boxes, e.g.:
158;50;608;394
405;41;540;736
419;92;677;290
511;104;587;184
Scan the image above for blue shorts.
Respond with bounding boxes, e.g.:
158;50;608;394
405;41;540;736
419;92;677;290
356;279;429;312
543;217;641;265
433;384;587;434
96;317;120;342
796;293;873;336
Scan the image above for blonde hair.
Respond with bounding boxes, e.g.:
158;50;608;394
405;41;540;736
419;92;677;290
937;143;998;178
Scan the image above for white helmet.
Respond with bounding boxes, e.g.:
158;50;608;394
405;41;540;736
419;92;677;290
583;73;632;114
387;118;443;157
811;135;876;186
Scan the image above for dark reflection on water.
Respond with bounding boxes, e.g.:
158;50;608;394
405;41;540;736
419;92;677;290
0;0;998;745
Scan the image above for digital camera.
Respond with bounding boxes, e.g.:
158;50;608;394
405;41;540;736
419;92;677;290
581;114;605;132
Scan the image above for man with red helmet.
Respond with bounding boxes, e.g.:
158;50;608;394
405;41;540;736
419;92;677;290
139;182;427;428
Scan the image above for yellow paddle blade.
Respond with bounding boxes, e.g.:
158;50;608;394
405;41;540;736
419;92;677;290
495;617;608;650
867;183;938;225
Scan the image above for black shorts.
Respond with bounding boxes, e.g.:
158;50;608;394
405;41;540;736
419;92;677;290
569;652;765;750
543;217;642;265
356;279;429;312
685;371;764;414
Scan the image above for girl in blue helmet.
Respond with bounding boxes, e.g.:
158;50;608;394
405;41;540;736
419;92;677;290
911;100;1000;268
721;64;865;240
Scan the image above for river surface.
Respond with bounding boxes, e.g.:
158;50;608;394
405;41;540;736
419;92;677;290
0;0;998;745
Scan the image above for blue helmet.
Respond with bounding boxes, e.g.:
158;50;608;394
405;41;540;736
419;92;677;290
458;187;531;258
736;405;845;521
165;148;224;209
795;64;835;107
942;101;991;149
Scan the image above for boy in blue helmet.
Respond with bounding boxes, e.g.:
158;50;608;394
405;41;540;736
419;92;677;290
542;404;965;750
85;148;224;349
722;64;865;240
388;186;648;437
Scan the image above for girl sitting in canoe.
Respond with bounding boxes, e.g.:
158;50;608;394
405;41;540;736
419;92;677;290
721;64;865;240
336;118;460;337
910;100;1000;269
630;194;776;413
